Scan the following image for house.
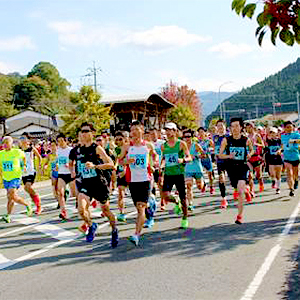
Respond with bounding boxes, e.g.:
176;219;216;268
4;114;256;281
1;110;59;139
100;93;174;132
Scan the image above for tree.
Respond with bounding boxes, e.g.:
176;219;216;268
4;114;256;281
61;86;111;138
232;0;300;46
161;81;202;128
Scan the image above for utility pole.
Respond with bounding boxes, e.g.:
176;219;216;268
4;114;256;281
83;61;102;93
255;104;259;119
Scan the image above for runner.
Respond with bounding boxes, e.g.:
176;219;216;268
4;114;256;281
70;122;118;246
160;122;192;229
197;127;215;194
219;118;254;224
182;129;204;210
245;122;265;196
0;136;33;223
114;131;128;222
125;121;157;246
149;127;165;210
213;119;229;209
56;133;76;220
43;140;59;206
19;132;42;215
265;127;283;194
281;121;300;197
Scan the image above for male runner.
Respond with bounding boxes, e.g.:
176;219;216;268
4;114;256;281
0;136;32;222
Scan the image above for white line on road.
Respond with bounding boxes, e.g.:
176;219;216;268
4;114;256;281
0;193;54;208
240;198;300;300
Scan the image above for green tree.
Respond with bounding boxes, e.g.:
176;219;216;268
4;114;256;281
232;0;300;46
61;86;111;138
168;104;198;130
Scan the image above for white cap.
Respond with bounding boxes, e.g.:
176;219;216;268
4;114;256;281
269;127;278;133
257;126;263;130
165;122;177;130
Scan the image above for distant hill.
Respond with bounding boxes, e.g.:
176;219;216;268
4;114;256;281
206;57;300;125
199;91;235;121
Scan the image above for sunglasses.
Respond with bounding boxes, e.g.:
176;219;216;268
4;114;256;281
81;129;91;133
96;139;102;142
184;135;192;138
116;138;123;141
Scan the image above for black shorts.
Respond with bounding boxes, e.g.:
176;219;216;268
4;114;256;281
162;174;186;201
22;173;36;185
268;156;283;166
129;181;150;205
78;177;110;205
117;175;128;187
58;174;74;185
153;169;160;183
284;160;300;167
216;159;227;175
226;162;249;189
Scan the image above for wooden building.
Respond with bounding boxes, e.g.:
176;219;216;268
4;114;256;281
101;93;174;132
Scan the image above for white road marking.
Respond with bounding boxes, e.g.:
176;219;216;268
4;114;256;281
0;193;54;208
240;198;300;300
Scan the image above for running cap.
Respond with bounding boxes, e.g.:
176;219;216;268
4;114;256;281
165;122;177;130
269;127;278;133
257;126;263;130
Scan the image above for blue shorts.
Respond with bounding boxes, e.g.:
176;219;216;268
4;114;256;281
201;157;213;172
3;178;21;190
51;170;59;179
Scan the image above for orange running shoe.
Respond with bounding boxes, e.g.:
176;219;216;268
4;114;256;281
78;223;89;234
220;198;228;209
233;189;239;200
259;182;264;192
91;199;97;209
235;214;243;225
245;189;252;203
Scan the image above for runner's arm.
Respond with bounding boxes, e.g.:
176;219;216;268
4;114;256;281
179;140;192;163
218;138;232;159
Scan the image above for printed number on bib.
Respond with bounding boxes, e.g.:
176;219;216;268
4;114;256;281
131;154;146;169
165;153;179;166
230;147;245;160
2;161;13;171
269;146;280;155
77;162;97;179
58;157;68;165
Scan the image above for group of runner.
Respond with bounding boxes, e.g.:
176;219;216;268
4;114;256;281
1;118;300;246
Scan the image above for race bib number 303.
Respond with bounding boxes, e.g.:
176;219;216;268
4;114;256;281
131;154;147;169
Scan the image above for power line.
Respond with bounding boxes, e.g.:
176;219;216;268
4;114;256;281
81;61;102;93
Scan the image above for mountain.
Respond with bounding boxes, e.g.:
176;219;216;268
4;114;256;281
199;91;235;120
206;58;300;125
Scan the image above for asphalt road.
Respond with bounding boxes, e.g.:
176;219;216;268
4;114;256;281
0;179;300;300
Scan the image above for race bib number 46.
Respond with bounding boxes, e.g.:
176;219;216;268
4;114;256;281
229;147;245;160
165;153;179;166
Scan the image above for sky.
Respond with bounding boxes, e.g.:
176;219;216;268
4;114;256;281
1;0;300;97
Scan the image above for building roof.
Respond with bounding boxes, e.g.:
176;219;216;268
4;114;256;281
100;93;174;108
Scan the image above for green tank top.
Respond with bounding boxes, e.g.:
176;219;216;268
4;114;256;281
163;140;184;176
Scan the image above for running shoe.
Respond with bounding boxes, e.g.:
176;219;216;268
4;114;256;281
180;218;189;229
64;189;70;200
91;199;97;209
78;223;89;234
201;183;206;193
188;205;195;211
220;198;228;209
111;228;119;248
26;205;33;217
259;182;264;192
294;180;298;190
210;187;215;195
250;190;255;198
117;213;127;222
56;203;60;209
144;218;154;228
148;194;157;217
129;234;139;246
289;189;295;197
86;222;98;242
276;189;280;194
174;202;182;215
160;205;166;211
35;206;42;215
233;189;239;200
2;214;11;223
235;215;242;225
59;209;68;221
271;180;276;189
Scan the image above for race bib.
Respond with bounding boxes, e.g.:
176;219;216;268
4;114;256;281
269;145;280;155
2;161;13;172
58;156;68;165
229;147;245;160
130;154;147;169
215;145;220;155
77;162;97;179
165;153;179;166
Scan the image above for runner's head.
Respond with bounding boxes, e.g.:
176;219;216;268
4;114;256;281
19;132;31;148
149;127;158;141
56;133;68;148
50;139;57;152
164;122;177;139
197;126;206;138
183;129;193;141
2;136;13;150
216;119;226;135
284;121;294;133
130;120;144;140
245;122;255;134
80;122;95;144
230;118;243;136
269;127;278;139
115;131;125;146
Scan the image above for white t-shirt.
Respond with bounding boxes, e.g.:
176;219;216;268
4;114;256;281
23;148;35;176
57;146;72;174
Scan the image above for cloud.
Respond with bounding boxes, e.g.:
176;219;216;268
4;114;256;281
209;41;253;58
0;36;35;51
0;61;21;74
48;21;211;53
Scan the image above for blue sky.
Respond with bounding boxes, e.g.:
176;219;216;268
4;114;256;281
1;0;300;96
